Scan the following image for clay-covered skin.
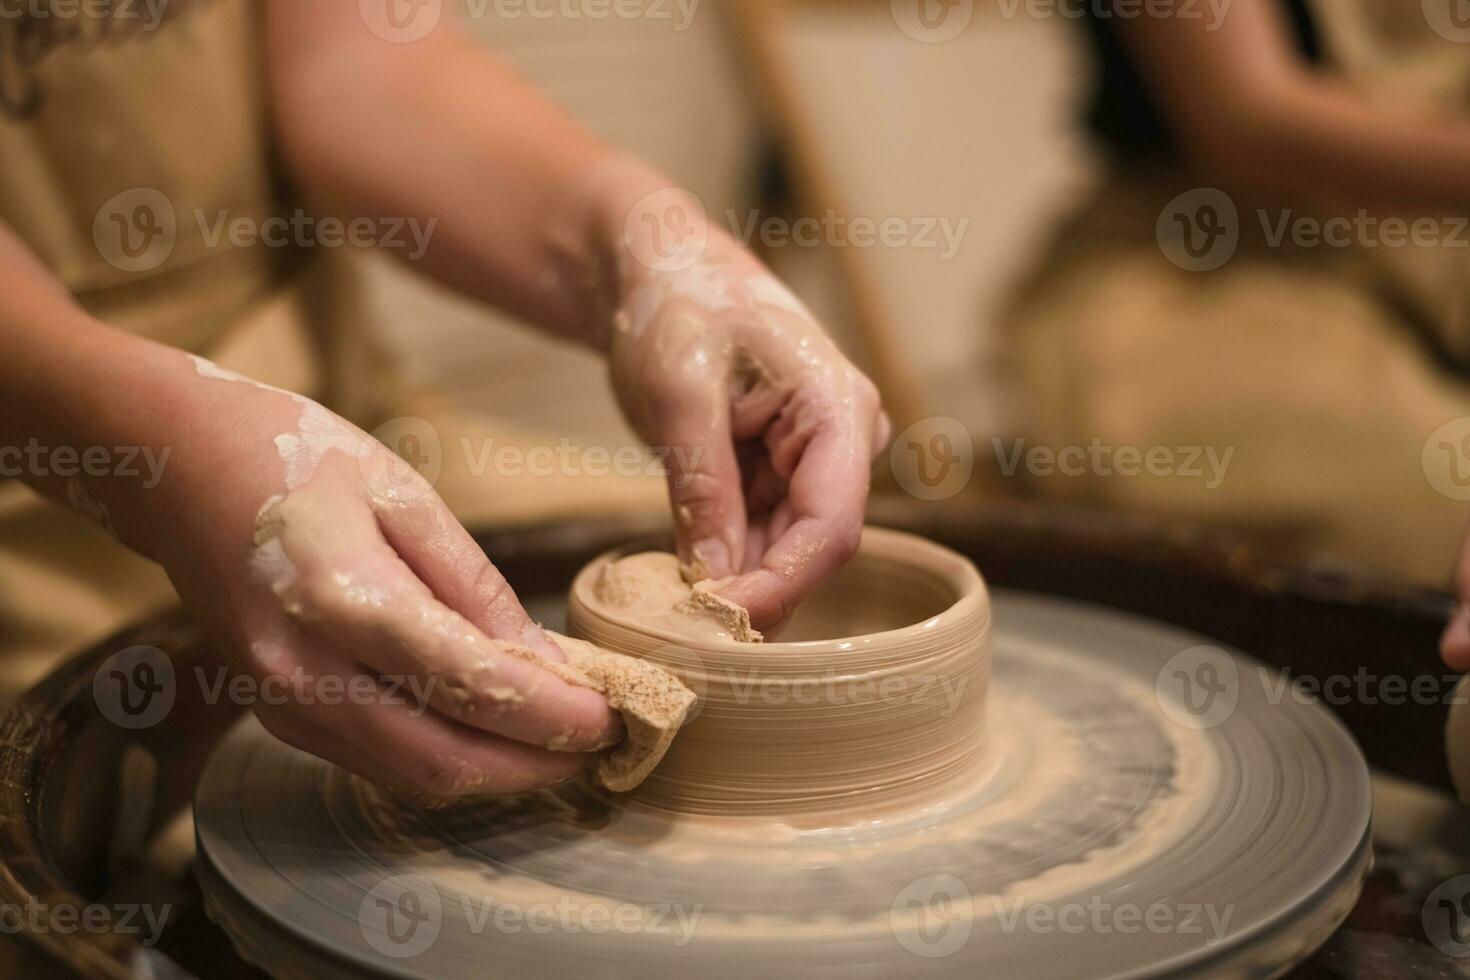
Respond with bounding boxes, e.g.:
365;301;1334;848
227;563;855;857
155;355;624;803
591;159;891;629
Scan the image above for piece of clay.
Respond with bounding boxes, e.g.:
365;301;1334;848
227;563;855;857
594;551;763;642
676;584;761;643
507;632;696;792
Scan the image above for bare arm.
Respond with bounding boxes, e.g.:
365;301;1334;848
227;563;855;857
1116;0;1470;211
261;4;888;627
262;4;624;345
0;225;184;557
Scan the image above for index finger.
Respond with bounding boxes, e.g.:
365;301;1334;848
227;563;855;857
716;423;871;627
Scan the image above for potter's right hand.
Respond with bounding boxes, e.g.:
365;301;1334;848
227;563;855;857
123;355;622;802
598;186;887;629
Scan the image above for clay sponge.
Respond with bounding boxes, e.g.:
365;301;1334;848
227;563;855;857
518;632;696;792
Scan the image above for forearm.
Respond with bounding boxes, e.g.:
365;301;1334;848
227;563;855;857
1119;0;1470;213
263;6;678;348
1192;77;1470;213
0;227;197;553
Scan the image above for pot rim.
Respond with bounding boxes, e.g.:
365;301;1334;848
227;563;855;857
568;525;988;654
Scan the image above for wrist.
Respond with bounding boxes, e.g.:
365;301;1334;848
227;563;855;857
0;320;200;555
549;153;729;351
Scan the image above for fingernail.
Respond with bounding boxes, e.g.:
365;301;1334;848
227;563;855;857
522;624;566;663
690;538;731;580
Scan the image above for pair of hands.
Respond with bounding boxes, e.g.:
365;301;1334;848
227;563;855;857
145;235;886;803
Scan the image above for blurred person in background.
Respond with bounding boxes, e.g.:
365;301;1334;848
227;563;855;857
0;2;885;799
996;0;1470;664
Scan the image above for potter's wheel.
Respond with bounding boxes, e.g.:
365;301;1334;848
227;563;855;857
194;591;1371;979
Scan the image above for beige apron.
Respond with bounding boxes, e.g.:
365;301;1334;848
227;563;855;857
0;0;385;704
1001;0;1470;587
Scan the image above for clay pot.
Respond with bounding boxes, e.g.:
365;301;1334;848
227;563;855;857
567;526;991;817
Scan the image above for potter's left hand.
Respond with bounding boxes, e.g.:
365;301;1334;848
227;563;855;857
607;233;890;628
